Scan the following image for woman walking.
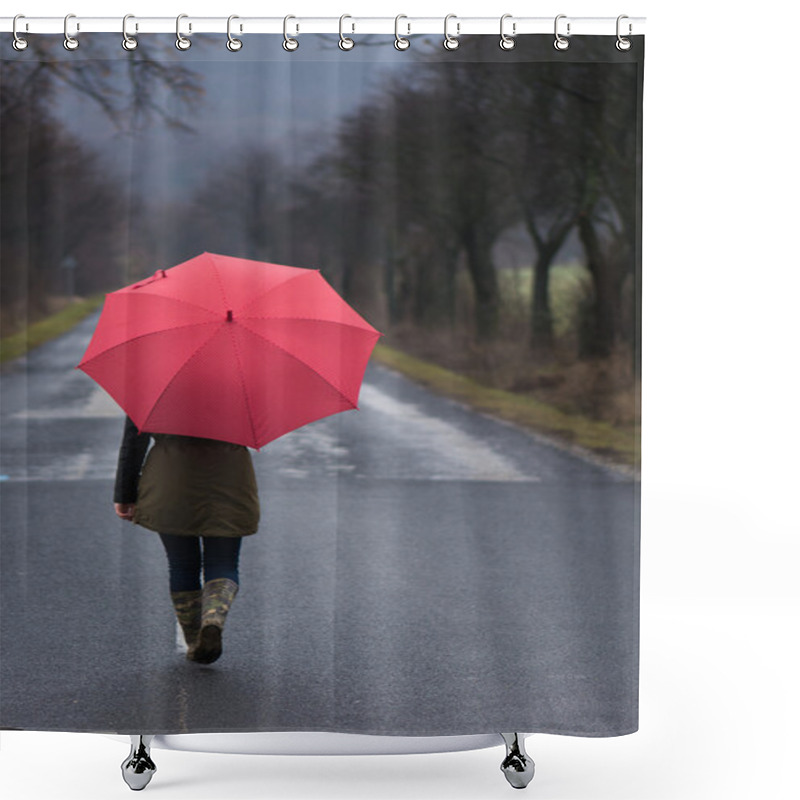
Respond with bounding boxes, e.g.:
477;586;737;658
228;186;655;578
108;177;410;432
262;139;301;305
113;415;260;664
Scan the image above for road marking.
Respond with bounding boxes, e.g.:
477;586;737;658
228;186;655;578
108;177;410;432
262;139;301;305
11;385;123;420
357;383;539;482
0;451;118;483
4;379;539;484
82;386;124;417
65;452;92;480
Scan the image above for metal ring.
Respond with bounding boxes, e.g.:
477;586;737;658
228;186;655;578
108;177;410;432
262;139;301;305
394;15;410;50
12;14;28;51
443;14;460;51
176;14;191;50
283;15;299;51
553;14;570;51
616;15;632;51
122;14;138;51
64;13;79;51
339;14;355;50
499;14;516;51
227;15;243;51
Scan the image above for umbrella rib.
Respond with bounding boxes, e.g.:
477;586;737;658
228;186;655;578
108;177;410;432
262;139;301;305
79;322;222;365
207;252;232;311
237;269;318;318
139;325;227;433
237;316;378;334
123;289;220;318
237;322;360;409
226;325;260;449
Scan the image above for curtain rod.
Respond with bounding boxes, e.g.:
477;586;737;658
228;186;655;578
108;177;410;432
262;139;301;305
1;16;646;37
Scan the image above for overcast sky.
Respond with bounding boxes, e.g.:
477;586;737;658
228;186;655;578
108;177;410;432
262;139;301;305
53;34;431;203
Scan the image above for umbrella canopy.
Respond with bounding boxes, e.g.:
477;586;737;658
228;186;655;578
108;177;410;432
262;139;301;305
78;253;381;448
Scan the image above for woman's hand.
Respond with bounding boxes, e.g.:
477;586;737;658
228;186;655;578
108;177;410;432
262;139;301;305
114;503;136;521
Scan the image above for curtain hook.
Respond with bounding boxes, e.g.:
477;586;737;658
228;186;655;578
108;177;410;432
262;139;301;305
394;14;410;51
64;13;79;51
616;15;632;51
283;15;299;51
443;14;460;51
227;15;243;51
12;14;28;51
554;14;570;51
499;14;516;50
339;14;355;50
176;14;191;50
122;14;138;51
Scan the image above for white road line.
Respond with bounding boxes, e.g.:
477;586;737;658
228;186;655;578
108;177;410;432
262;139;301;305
4;379;540;484
357;383;539;482
11;385;123;420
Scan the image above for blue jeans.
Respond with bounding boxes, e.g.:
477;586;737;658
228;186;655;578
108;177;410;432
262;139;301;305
159;534;242;593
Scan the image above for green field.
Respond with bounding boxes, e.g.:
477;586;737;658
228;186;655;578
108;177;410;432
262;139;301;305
498;262;593;338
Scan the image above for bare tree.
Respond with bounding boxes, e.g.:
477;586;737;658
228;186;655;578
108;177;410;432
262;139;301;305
1;37;204;323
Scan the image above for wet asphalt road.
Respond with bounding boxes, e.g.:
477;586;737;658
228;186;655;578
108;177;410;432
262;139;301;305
0;313;639;737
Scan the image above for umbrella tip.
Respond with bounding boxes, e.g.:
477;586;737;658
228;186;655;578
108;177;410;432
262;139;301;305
226;310;233;322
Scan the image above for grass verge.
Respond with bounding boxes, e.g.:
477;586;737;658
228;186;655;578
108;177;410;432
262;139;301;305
371;342;639;472
0;295;105;365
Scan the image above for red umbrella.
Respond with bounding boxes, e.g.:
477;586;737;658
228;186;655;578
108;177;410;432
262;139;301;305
77;252;381;449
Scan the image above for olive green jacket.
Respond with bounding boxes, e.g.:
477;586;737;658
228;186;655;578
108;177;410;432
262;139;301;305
114;416;260;538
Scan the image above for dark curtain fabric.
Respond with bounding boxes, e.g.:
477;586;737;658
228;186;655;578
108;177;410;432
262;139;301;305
0;33;643;737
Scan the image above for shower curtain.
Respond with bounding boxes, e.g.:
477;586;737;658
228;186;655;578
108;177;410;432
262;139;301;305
0;30;643;739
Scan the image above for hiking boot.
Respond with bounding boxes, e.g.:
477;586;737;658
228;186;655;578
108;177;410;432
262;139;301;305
170;589;202;651
188;578;239;664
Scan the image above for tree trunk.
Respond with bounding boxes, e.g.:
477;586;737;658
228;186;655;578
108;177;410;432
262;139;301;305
577;215;617;358
462;227;499;340
529;245;560;354
443;248;458;327
410;241;459;328
522;205;576;355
